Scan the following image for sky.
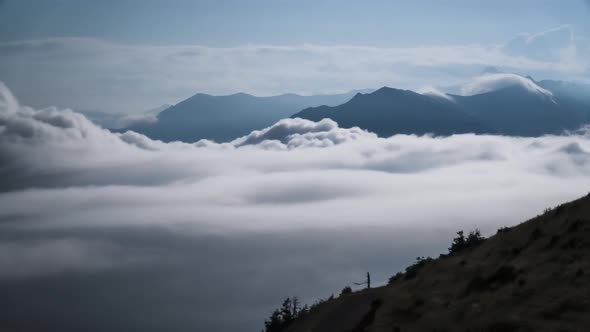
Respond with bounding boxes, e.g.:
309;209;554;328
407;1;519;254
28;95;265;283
2;2;590;331
0;0;589;113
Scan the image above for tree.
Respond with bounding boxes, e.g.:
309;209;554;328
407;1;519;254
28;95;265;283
263;310;283;332
449;229;485;254
263;297;309;332
449;230;466;254
466;229;484;246
279;298;293;322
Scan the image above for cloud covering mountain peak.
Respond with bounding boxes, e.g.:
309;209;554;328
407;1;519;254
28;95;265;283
459;73;554;97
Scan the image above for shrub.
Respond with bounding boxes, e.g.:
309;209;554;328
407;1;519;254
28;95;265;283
404;256;433;280
497;226;511;234
388;272;403;285
340;286;352;296
449;229;485;254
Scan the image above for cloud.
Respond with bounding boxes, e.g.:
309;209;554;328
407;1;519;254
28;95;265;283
230;118;377;149
0;27;587;113
417;86;455;101
503;25;575;61
2;82;590;331
1;80;589;229
0;238;149;279
458;73;554;97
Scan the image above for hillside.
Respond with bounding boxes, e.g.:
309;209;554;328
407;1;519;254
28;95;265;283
272;193;590;332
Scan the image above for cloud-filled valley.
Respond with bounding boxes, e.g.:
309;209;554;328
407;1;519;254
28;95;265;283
2;80;590;331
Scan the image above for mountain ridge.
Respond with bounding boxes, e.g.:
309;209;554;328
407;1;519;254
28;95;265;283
294;79;590;137
124;90;371;142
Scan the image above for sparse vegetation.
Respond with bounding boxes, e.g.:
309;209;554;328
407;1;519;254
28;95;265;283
404;256;434;280
340;286;352;296
497;226;511;234
263;297;308;332
448;229;485;254
465;265;518;294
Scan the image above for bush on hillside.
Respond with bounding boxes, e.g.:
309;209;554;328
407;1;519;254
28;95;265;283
340;286;352;296
448;229;485;254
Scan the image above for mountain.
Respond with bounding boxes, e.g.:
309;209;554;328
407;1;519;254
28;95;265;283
536;80;590;106
294;77;590;137
293;87;492;137
451;84;588;136
269;193;590;332
123;90;370;143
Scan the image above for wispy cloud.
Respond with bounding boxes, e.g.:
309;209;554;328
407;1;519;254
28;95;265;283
0;25;587;113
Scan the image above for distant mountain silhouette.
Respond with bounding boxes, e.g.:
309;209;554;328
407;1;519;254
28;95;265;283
124;90;370;142
293;87;491;136
294;80;590;137
124;77;590;142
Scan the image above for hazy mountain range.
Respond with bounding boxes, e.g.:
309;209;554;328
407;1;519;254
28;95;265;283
116;74;590;142
295;77;590;137
123;90;370;142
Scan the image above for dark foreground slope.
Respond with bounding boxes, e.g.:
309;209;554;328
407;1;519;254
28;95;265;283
280;194;590;332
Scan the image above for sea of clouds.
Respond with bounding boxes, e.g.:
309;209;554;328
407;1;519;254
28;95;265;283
1;80;590;331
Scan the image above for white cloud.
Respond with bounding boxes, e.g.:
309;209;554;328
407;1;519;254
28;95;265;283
459;73;554;97
417;86;455;101
503;25;575;61
1;80;589;234
230;118;377;149
0;27;587;113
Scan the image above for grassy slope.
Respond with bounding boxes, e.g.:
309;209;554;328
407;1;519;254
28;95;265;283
284;194;590;332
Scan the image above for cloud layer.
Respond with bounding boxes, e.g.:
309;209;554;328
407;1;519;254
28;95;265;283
2;80;590;229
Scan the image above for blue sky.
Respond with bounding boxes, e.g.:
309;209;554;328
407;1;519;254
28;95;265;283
0;0;589;113
1;0;589;46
